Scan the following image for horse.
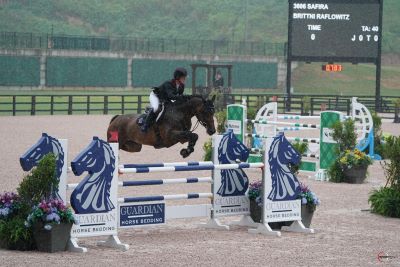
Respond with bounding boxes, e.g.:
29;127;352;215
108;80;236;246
107;95;216;158
267;133;301;201
70;137;116;214
217;131;250;196
20;133;65;198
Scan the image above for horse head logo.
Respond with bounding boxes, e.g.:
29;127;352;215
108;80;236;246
20;133;64;198
70;137;116;214
267;133;301;201
217;131;250;196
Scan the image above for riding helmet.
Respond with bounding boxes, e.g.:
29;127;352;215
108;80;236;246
173;67;188;79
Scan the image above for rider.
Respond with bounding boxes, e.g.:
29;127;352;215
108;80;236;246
141;67;188;132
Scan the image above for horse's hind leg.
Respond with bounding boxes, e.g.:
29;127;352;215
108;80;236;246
120;140;142;153
170;131;198;158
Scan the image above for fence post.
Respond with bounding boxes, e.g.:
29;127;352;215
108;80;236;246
87;96;90;115
31;96;36;115
68;96;72;115
104;96;108;115
138;96;142;114
50;96;54;115
121;95;125;114
12;96;16;116
311;98;314;116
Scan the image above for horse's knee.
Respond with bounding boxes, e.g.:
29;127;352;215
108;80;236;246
120;141;142;153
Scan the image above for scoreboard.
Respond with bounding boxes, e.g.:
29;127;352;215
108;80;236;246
288;0;383;63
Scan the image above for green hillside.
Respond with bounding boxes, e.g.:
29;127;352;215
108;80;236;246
0;0;399;54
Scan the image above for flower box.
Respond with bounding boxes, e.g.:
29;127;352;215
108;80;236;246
343;165;368;184
250;199;315;229
33;222;72;253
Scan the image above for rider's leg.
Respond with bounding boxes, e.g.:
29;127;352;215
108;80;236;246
141;92;159;132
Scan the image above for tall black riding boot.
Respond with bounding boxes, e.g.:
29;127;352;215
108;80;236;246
140;110;157;132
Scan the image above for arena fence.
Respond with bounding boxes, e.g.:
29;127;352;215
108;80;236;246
0;94;398;116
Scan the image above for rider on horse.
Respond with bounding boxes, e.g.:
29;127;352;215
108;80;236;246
141;67;188;132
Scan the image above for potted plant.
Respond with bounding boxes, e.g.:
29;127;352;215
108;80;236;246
301;96;311;116
25;198;75;253
248;180;263;223
339;149;372;184
0;192;35;250
328;119;373;183
298;182;321;228
248;180;320;228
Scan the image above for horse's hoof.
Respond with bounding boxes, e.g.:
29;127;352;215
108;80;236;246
180;149;190;158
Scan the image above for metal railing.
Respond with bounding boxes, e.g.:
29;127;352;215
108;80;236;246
0;93;398;116
0;31;285;57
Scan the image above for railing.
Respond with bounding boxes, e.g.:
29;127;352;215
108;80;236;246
0;93;398;117
0;31;285;57
0;95;149;116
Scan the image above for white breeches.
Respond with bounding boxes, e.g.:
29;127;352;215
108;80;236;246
149;91;160;111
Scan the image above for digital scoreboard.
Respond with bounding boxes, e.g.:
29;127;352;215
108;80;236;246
288;0;383;63
321;64;343;72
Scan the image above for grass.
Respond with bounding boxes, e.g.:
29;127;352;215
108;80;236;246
290;63;400;96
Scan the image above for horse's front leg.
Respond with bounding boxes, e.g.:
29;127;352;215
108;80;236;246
170;130;198;158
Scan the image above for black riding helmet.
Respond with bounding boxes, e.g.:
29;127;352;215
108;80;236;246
173;67;188;80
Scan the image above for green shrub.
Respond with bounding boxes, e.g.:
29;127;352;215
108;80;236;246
290;142;308;174
215;109;226;134
202;138;212;161
380;136;400;190
327;119;358;182
332;119;357;152
372;113;384;158
0;201;35;250
17;153;58;205
327;161;345;183
369;187;400;218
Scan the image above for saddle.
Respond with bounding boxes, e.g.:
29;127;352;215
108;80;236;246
136;103;166;127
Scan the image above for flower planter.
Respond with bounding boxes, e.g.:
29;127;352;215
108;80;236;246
250;199;315;228
343;166;368;184
249;199;262;223
301;204;315;228
33;222;72;253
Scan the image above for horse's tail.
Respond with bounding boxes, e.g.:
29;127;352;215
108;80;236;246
110;115;119;124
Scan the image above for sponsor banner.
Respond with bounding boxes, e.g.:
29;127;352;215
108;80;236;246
119;203;165;228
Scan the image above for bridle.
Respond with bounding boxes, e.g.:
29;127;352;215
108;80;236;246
190;100;215;132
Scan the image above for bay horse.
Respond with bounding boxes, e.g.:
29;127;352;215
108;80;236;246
107;95;216;158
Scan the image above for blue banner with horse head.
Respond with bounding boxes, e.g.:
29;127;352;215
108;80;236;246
213;131;251;217
70;137;116;214
20;133;66;199
263;133;302;222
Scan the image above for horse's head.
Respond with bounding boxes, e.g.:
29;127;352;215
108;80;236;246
267;133;301;201
195;95;216;136
20;133;61;171
71;137;114;176
276;133;301;166
218;130;249;164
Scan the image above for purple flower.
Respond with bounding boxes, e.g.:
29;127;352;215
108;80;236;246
46;212;60;222
0;207;10;216
301;198;307;205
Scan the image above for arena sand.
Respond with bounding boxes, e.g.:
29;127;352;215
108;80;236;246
0;115;399;266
